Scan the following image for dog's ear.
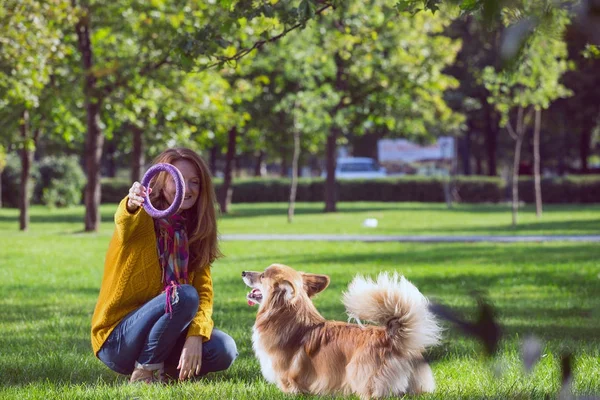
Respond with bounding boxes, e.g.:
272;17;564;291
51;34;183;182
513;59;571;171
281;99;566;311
274;280;295;302
302;273;330;297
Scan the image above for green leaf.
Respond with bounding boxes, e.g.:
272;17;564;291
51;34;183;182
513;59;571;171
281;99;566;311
424;0;441;13
459;0;479;12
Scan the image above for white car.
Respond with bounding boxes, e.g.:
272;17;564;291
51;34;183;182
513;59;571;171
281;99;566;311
322;157;387;179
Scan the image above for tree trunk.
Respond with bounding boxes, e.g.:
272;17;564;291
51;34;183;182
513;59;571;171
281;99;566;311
512;135;523;228
444;141;458;209
533;109;542;218
280;150;287;178
105;138;117;178
77;11;104;232
323;51;347;213
218;127;236;214
557;109;567;176
254;150;265;177
288;130;301;223
83;102;104;232
579;123;592;173
475;156;483;175
324;127;339;212
486;105;498;176
462;129;472;175
509;107;530;228
209;145;218;177
131;125;145;183
19;110;31;231
235;156;241;179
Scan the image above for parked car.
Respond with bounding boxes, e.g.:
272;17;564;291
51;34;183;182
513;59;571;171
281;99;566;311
322;157;387;179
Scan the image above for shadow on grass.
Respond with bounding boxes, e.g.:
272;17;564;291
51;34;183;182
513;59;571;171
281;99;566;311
406;218;600;235
219;202;600;220
0;210;116;224
218;204;420;219
226;242;600;271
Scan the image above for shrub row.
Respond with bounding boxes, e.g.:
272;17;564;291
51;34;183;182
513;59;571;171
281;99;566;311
517;176;600;204
3;161;598;207
99;175;599;204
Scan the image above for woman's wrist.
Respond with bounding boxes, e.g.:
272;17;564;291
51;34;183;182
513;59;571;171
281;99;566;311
126;200;139;213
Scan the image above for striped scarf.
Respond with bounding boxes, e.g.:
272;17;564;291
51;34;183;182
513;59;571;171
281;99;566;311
155;214;189;316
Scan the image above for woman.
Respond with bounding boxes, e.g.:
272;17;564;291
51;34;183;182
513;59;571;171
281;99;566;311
91;148;237;383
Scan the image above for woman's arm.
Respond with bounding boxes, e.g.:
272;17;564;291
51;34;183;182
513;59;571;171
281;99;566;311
187;265;214;341
114;196;154;243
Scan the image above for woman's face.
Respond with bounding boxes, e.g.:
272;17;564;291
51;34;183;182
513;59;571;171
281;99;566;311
164;159;200;211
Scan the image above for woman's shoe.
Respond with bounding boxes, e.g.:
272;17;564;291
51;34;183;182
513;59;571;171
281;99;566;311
129;367;164;384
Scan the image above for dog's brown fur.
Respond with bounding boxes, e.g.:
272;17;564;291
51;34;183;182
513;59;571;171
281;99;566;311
242;263;441;399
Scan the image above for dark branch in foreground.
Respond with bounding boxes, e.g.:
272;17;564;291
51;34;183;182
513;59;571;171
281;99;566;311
202;4;333;71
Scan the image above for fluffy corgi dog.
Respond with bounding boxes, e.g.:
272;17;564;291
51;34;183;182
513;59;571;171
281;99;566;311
242;263;442;399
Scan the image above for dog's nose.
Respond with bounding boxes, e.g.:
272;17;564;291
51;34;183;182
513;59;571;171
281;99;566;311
241;271;246;277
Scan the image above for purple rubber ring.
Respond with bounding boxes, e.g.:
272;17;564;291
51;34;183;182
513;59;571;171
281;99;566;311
140;163;185;219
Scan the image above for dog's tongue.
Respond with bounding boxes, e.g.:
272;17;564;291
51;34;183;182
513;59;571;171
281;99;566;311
247;289;260;306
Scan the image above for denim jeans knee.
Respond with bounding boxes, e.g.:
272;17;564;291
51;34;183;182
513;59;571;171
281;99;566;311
174;284;199;319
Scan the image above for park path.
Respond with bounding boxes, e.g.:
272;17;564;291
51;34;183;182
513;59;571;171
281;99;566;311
221;234;600;243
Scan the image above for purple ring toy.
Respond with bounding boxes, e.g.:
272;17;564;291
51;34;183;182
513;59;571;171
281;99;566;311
140;163;185;219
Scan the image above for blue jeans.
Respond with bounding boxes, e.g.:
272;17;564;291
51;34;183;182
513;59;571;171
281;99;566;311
97;284;237;376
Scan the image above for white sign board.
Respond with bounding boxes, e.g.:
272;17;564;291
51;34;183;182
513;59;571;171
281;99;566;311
377;137;454;163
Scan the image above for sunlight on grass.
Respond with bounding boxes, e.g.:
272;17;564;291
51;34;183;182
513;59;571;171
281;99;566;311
0;204;599;399
0;202;599;237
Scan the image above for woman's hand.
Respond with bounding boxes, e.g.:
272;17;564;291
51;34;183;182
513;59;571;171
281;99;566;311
178;336;203;380
126;182;151;212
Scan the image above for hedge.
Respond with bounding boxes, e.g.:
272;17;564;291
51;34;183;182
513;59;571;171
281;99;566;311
517;176;600;204
2;174;598;207
98;175;600;204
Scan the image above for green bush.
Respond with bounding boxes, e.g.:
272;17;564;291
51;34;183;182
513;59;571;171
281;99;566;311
34;156;86;208
213;176;504;203
0;153;39;208
99;174;600;204
518;175;600;204
100;177;130;204
455;176;505;203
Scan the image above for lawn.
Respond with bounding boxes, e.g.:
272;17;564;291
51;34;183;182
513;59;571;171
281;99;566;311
1;202;600;237
0;203;599;399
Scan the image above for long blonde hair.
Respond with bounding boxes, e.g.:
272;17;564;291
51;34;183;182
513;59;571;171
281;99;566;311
148;148;222;271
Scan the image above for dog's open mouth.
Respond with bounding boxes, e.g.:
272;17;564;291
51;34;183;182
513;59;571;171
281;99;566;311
247;288;263;306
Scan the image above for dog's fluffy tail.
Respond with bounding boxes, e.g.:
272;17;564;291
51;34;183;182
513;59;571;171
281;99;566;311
343;273;441;354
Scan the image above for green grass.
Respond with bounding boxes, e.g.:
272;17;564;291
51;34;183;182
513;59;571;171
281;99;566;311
217;202;600;236
1;202;599;236
0;203;599;399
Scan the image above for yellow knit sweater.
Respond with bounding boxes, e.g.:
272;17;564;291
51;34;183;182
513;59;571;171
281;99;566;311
91;197;214;355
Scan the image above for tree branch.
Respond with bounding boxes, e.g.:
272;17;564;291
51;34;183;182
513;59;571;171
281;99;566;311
202;4;333;70
506;119;518;140
99;53;171;97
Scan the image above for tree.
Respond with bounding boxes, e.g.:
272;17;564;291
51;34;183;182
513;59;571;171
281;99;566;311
561;28;600;173
68;0;342;230
0;0;75;230
313;3;462;212
444;15;503;176
0;145;6;208
71;0;184;231
483;10;572;225
232;1;462;214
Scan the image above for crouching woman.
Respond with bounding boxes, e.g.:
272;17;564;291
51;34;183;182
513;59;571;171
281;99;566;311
91;148;237;383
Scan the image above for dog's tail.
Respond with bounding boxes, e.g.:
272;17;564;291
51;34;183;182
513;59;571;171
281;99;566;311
343;272;441;354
